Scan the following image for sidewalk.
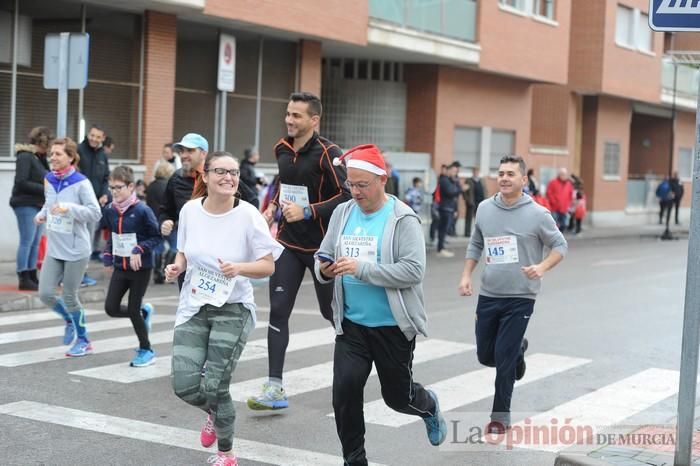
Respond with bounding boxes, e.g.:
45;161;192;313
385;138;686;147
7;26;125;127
0;223;688;313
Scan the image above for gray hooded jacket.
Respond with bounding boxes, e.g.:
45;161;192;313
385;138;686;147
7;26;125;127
314;195;427;340
466;193;567;299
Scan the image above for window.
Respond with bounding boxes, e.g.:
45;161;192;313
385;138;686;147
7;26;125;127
500;0;527;11
616;5;654;52
637;12;652;52
534;0;554;19
603;142;620;177
490;130;515;174
679;148;693;180
616;5;634;48
453;127;481;169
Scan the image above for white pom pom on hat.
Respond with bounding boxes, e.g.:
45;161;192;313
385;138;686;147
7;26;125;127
332;144;387;176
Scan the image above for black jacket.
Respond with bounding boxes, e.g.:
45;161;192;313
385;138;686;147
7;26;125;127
438;175;462;212
10;144;49;209
145;176;169;219
77;139;110;198
159;169;195;228
273;133;351;253
240;159;259;192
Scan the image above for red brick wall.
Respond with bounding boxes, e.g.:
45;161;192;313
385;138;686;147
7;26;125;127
204;0;368;46
568;0;606;92
580;96;599;210
530;85;570;146
142;11;176;181
675;111;694;207
404;64;439;156
673;32;700;51
298;40;322;97
601;0;664;103
478;0;571;84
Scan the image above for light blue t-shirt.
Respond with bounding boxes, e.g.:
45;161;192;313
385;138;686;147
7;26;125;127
342;198;397;327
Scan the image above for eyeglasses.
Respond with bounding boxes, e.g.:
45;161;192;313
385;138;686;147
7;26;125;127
109;184;127;191
206;168;240;177
345;178;378;190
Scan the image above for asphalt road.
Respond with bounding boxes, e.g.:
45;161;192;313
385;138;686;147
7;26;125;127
0;235;690;466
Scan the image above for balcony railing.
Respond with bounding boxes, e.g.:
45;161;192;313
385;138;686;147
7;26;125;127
369;0;477;42
662;59;700;101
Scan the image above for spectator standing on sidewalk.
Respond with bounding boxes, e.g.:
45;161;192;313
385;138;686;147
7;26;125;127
656;176;674;226
146;162;175;284
463;167;487;238
669;171;684;225
404;177;424;214
153;143;182;173
459;155;567;434
436;161;463;258
36;137;102;357
315;144;447;465
546;168;573;231
77;124;110;285
10;126;51;290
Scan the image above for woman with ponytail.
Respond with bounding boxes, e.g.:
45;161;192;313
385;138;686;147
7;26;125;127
35;137;102;357
166;151;282;466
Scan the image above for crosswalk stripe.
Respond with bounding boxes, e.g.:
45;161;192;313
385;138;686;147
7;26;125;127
0;315;175;345
69;325;334;383
351;353;592;427
0;309;105;328
230;339;475;402
0;401;387;466
512;368;679;452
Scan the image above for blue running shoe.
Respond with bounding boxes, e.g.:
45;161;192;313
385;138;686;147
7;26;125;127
80;274;97;287
141;303;154;332
424;389;447;446
130;349;156;367
63;320;76;345
247;383;289;410
66;339;93;357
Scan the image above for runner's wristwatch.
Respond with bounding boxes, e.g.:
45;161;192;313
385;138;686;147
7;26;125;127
303;206;312;220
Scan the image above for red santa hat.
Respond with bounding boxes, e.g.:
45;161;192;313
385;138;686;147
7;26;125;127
332;144;387;176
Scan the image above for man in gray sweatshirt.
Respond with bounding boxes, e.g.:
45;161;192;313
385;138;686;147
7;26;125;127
315;144;446;466
459;154;567;434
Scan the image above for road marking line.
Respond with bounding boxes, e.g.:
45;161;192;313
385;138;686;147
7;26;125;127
70;324;334;383
230;339;474;402
512;368;679;452
0;401;387;466
0;309;105;327
347;353;591;427
0;315;175;345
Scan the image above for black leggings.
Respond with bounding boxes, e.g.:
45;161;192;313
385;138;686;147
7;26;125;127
105;268;152;350
267;248;334;379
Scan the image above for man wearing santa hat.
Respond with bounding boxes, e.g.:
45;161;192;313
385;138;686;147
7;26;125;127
248;92;350;411
314;144;447;465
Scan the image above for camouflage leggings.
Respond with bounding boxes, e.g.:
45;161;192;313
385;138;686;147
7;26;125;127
172;302;254;452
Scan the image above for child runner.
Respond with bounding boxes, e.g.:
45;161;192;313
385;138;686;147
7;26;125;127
166;151;282;466
36;137;101;357
102;165;162;367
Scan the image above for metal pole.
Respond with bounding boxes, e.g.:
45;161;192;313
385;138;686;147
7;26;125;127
254;38;264;150
56;33;70;138
78;4;86;142
219;90;227;151
213;92;220;152
673;66;700;466
662;60;678;240
9;0;19;156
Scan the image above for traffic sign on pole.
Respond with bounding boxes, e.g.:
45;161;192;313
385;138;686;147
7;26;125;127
649;0;700;31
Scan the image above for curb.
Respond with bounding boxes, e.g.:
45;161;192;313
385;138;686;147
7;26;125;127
555;453;612;466
0;287;106;312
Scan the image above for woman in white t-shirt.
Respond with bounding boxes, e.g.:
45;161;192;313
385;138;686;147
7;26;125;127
165;151;283;466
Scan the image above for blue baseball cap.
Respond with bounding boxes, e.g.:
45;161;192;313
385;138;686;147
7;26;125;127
174;133;208;152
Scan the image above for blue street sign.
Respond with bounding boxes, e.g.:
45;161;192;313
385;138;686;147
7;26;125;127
650;0;700;31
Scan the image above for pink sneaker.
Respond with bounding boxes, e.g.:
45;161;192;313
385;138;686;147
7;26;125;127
207;452;237;466
200;413;216;448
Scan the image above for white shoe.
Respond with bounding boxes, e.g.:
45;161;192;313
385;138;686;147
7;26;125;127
436;250;455;258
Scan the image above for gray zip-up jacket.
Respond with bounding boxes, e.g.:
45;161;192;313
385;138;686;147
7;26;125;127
466;193;567;299
37;170;102;261
314;195;427;340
